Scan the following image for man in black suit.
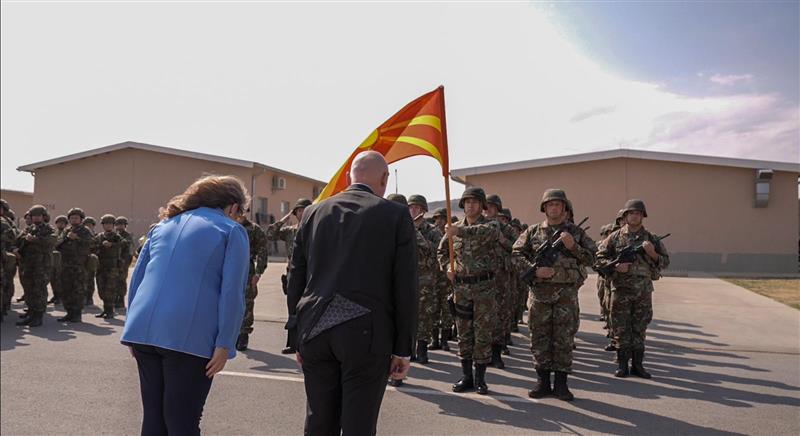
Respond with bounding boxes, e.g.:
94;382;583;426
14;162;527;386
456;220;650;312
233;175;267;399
286;151;418;436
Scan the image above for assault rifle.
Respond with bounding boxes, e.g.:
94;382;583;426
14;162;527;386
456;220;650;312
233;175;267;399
596;233;671;278
520;217;589;284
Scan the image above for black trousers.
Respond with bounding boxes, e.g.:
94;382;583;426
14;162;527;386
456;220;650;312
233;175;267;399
299;316;391;436
132;344;213;436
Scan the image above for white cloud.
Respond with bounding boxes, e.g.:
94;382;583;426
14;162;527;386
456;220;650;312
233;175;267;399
709;73;754;86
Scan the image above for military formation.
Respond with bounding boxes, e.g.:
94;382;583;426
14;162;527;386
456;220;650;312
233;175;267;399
377;187;669;401
0;200;137;326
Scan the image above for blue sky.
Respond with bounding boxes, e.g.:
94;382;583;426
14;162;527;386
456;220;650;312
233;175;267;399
549;1;799;103
1;2;797;202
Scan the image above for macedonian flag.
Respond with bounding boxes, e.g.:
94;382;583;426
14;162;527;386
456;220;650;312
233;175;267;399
315;86;449;202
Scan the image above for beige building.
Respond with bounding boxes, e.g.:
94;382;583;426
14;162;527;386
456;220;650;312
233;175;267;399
17;141;327;252
450;149;800;274
0;189;33;226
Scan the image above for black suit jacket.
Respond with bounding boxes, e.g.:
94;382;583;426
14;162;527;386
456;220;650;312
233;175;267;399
286;184;418;357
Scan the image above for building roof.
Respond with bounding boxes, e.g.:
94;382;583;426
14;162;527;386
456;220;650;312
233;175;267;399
17;141;326;185
0;189;33;196
449;148;800;183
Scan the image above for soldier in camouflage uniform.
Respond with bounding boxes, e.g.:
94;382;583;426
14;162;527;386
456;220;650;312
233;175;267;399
94;215;124;319
431;207;453;351
597;209;625;351
596;199;669;379
1;199;19;321
83;216;99;306
512;189;596;401
48;215;68;305
236;213;268;351
114;217;134;312
56;208;93;323
498;208;524;337
267;198;312;354
439;187;511;395
484;195;518;368
15;205;56;327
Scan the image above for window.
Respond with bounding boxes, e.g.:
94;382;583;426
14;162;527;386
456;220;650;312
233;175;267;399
281;201;290;215
754;169;773;208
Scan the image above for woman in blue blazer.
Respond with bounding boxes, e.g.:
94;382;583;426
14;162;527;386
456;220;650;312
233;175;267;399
122;175;250;436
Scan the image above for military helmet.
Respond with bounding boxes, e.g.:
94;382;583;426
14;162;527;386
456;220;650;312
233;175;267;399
565;199;574;214
616;208;626;220
622;199;647;217
100;214;116;225
115;216;129;225
67;207;86;220
386;193;408;206
499;208;512;219
432;207;447;219
486;194;503;210
407;195;428;211
458;187;487;209
539;188;568;212
7;210;16;221
292;198;313;213
83;216;96;226
55;215;68;224
0;199;8;213
27;204;48;217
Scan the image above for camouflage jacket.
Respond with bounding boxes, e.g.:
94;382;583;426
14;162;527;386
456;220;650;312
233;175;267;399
437;215;511;277
17;222;56;269
415;228;437;287
486;216;518;272
267;220;299;262
117;229;135;264
244;220;268;276
595;225;670;292
94;231;124;269
57;224;93;268
512;220;596;286
1;216;16;255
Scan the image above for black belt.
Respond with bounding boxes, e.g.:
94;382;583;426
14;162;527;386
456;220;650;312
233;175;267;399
455;272;495;284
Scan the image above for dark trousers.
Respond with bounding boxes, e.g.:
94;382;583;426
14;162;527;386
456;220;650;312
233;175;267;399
132;344;213;436
299;316;391;436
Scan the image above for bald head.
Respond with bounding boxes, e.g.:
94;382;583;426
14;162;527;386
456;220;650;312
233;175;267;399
349;151;390;197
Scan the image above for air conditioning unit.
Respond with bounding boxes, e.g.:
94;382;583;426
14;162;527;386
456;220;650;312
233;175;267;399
272;176;287;190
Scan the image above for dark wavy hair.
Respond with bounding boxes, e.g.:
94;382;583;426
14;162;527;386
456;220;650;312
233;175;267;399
160;175;250;220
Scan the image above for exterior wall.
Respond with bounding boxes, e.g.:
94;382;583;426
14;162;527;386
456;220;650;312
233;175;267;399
0;189;33;225
29;148;325;247
462;157;799;274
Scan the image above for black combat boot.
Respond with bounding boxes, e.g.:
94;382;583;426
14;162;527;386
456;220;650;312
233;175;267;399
18;309;31;319
429;329;442;350
615;350;630;377
630;349;652;379
57;310;72;322
474;363;488;395
553;371;574;401
104;307;115;319
452;359;474;393
16;313;33;326
95;309;107;318
236;333;249;351
490;344;505;369
416;340;429;364
528;369;552;398
441;328;451;351
68;310;82;323
28;311;44;327
387;378;403;387
604;342;617;352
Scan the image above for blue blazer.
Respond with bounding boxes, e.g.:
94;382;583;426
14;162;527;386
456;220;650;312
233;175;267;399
121;207;249;359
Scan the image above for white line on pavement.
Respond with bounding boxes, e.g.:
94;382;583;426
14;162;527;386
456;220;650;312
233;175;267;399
218;371;540;405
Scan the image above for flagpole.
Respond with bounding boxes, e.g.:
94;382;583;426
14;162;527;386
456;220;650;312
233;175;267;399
438;85;456;274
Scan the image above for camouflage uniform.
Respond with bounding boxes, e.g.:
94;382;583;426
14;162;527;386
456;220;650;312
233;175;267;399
57;209;93;322
431;208;453;348
83;217;99;306
240;219;268;336
512;189;596;401
16;207;56;325
49;216;68;305
595;200;669;378
94;215;124;318
415;220;443;344
115;217;135;310
1;201;18;318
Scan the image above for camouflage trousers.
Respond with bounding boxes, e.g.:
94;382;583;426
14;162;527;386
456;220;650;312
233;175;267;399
1;253;16;312
20;267;49;312
240;277;259;335
610;288;653;352
117;260;131;307
85;254;98;303
96;267;121;309
416;284;439;343
516;276;528;324
50;264;62;300
453;279;496;364
492;272;515;345
597;276;610;318
435;278;453;331
61;265;87;313
528;285;579;373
